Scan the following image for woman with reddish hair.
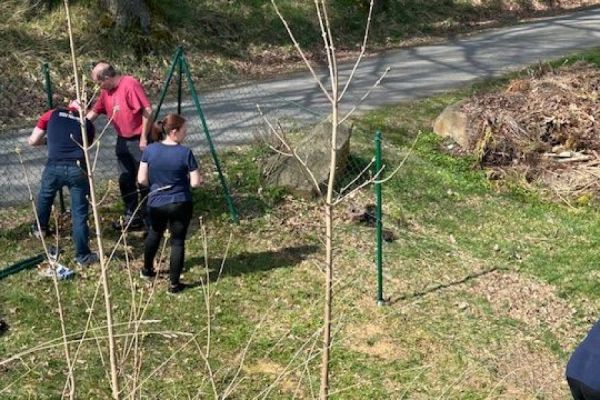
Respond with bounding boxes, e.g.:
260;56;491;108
137;113;202;294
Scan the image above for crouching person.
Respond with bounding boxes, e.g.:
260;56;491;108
137;114;202;294
28;100;98;267
566;319;600;400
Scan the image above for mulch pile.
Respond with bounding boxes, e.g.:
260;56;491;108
460;61;600;200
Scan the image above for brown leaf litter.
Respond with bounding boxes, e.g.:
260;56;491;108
465;271;583;398
485;333;569;399
466;270;585;348
460;61;600;198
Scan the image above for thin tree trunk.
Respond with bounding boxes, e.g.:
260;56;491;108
64;1;120;398
320;59;339;400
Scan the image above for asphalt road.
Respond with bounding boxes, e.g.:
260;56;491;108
2;7;600;206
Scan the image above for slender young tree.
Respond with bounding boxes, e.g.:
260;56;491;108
63;1;120;398
269;1;389;398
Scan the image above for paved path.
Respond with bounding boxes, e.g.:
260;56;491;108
3;7;600;206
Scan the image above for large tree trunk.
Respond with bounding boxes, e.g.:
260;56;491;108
100;0;150;33
26;0;59;15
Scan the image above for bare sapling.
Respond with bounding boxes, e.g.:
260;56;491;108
15;151;75;398
63;0;119;397
268;0;396;397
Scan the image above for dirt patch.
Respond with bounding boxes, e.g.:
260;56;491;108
243;359;300;395
466;270;581;348
343;322;408;361
486;335;569;399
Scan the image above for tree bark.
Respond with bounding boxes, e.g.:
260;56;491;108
100;0;151;33
26;0;59;15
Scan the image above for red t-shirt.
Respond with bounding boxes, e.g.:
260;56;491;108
92;75;151;138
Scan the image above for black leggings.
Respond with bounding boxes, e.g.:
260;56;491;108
143;202;193;285
568;377;600;400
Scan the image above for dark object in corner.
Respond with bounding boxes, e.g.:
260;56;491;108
346;204;398;242
0;319;8;335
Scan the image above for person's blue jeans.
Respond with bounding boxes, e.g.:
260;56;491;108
36;164;91;261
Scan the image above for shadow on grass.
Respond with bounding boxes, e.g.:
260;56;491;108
184;243;320;283
390;266;500;305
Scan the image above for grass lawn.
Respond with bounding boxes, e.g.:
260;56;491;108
2;50;600;398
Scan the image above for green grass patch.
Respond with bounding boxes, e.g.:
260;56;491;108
4;50;600;397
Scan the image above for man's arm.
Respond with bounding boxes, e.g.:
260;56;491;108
86;110;99;122
139;106;153;150
28;127;46;146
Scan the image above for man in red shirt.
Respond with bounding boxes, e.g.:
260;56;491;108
86;62;153;230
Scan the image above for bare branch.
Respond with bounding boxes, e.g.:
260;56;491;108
16;150;75;398
63;0;119;396
271;0;333;103
0;369;33;395
210;232;234;299
339;66;391;125
320;1;338;99
126;335;198;396
94;179;115;207
314;0;335;100
374;130;422;184
222;304;278;399
332;165;384;206
191;338;219;399
1;321;162;367
334;157;375;201
339;0;375;102
91;109;118;172
332;129;421;207
257;105;323;196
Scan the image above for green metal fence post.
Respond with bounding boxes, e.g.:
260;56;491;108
153;47;184;122
0;253;45;281
43;63;53;109
374;129;384;305
177;56;183;115
180;54;239;224
43;62;66;213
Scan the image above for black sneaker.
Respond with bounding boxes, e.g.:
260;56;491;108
0;319;8;336
30;224;48;240
76;252;100;268
167;283;187;295
112;216;144;232
139;269;157;281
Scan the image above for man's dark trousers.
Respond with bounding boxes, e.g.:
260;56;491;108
116;136;148;221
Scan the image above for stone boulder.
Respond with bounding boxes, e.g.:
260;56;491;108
262;118;352;197
433;101;476;149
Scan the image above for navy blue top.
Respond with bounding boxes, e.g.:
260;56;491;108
566;319;600;390
141;142;198;208
47;109;95;166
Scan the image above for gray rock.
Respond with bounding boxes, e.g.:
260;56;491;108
433;101;475;149
263;118;352;197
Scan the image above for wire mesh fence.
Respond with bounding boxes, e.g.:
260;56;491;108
0;56;384;218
